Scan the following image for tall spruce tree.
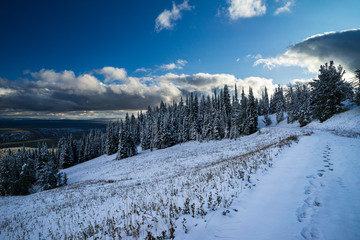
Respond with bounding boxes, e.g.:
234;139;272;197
117;114;137;159
310;61;346;122
275;86;286;123
244;87;258;134
262;87;272;126
240;88;248;133
298;86;312;127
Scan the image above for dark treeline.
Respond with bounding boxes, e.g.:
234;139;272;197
1;61;359;196
0;144;67;196
56;84;263;166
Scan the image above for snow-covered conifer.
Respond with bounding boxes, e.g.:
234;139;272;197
310;61;347;122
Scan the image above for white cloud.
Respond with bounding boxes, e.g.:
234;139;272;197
31;69;107;95
155;0;193;32
158;72;276;98
254;49;323;73
247;54;263;59
0;88;15;96
2;66;278;118
5;68;183;113
274;0;294;15
161;63;177;70
97;67;127;82
291;78;313;85
228;0;266;19
176;59;187;66
135;67;151;73
254;29;360;81
160;59;188;70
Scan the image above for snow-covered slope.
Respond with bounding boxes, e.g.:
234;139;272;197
1;108;360;239
64;127;303;185
306;106;360;136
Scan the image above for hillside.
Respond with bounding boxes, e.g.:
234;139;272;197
1;107;360;239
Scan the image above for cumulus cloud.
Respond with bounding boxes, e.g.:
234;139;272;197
0;88;16;96
0;69;182;114
274;0;294;15
228;0;266;19
0;68;277;118
160;59;188;70
135;67;151;73
254;29;360;79
30;69;107;95
97;67;127;83
158;72;275;98
155;0;193;32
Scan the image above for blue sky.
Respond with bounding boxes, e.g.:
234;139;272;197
0;0;359;118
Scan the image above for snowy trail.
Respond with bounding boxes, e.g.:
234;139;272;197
184;131;360;240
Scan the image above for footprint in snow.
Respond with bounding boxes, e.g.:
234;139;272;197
301;227;311;239
304;197;313;206
301;227;321;239
304;186;312;195
296;204;312;222
314;198;321;207
336;177;347;190
309;180;318;187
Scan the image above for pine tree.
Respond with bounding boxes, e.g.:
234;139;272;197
78;136;85;163
299;96;312;127
223;85;232;137
105;122;117;155
274;86;286;123
58;137;74;169
213;113;224;140
262;87;272;126
240;88;248;133
244;87;258;134
310;61;347;122
141;106;153;150
355;69;360;105
0;144;66;196
0;151;18;195
117;114;137;159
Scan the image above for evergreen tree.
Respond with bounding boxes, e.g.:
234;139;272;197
213;113;224;140
77;136;85;163
298;89;312;127
223;85;232;137
310;61;347;122
0;144;66;196
105;122;117;155
244;87;258;134
117;114;137;159
58;137;74;169
230;85;242;139
355;69;360;105
240;88;248;133
262;87;272;126
274;86;286;123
